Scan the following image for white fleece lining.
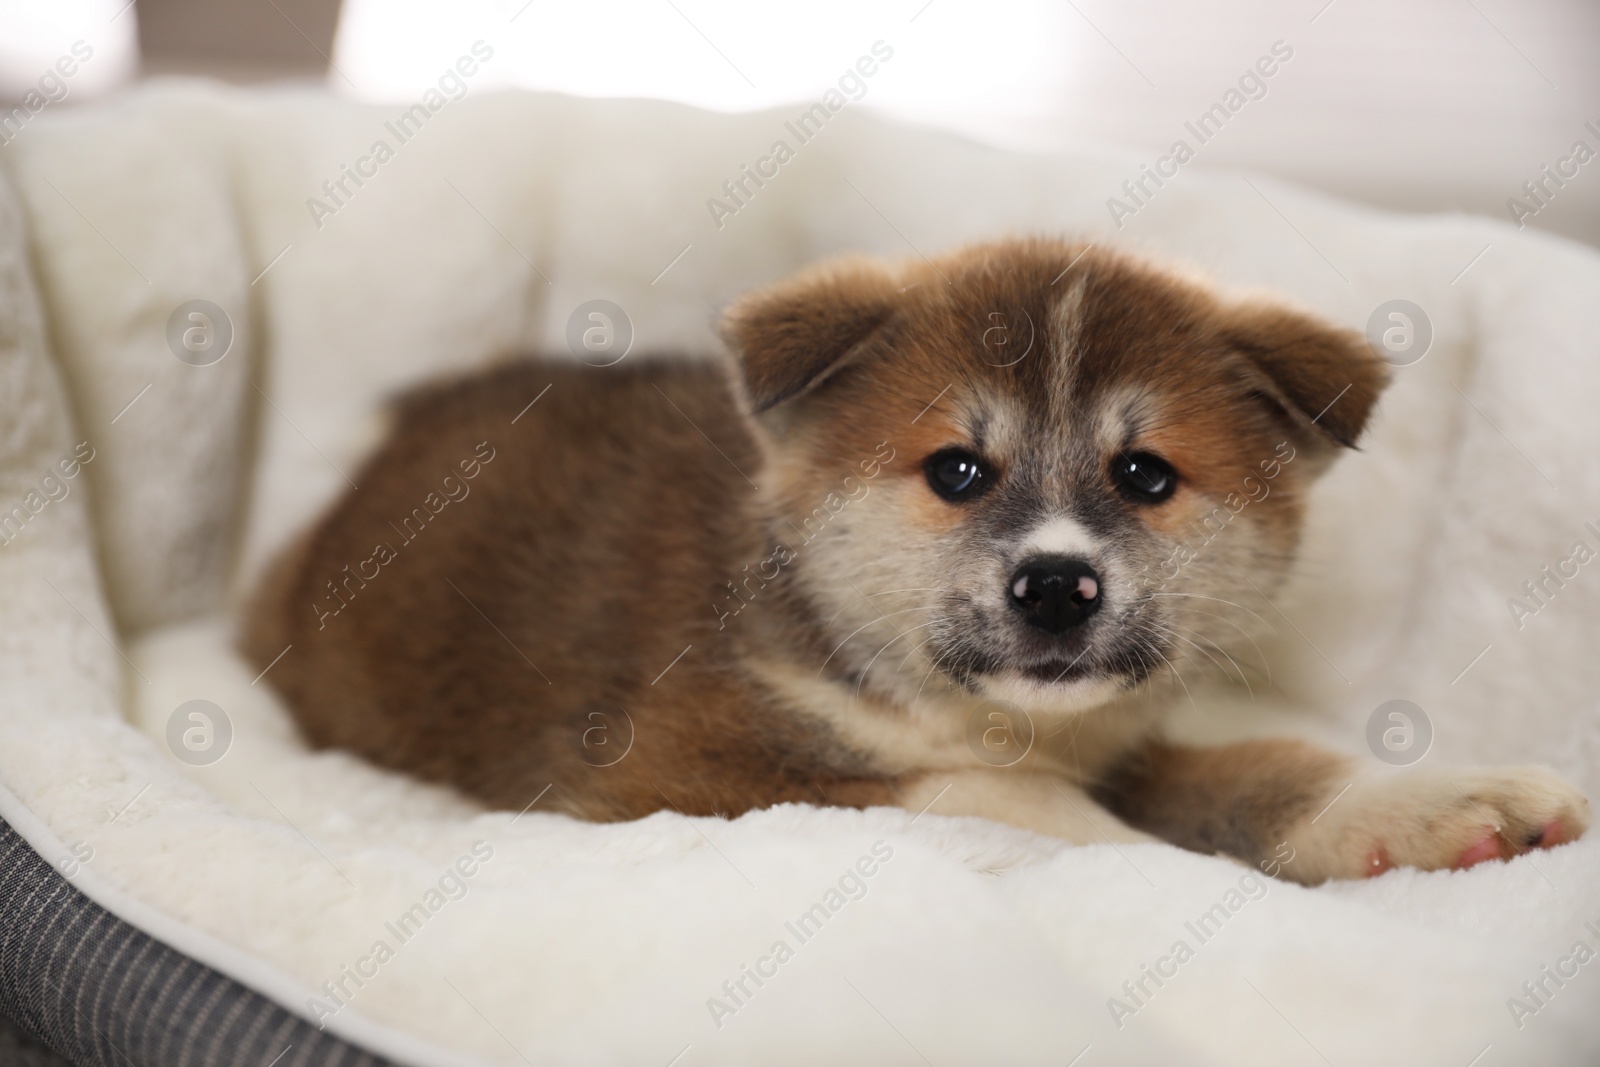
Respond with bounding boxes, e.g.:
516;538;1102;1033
0;779;492;1067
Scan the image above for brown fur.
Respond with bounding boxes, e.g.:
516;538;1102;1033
245;238;1588;883
1090;739;1350;865
244;360;896;819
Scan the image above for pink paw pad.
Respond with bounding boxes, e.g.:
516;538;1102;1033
1363;847;1391;878
1455;830;1503;869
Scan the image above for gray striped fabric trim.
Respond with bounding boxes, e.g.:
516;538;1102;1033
0;817;392;1067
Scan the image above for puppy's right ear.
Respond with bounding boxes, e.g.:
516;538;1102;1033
719;257;901;414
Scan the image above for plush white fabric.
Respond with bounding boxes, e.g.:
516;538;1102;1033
0;79;1596;1065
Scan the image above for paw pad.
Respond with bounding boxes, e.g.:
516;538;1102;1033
1454;818;1570;871
1455;831;1502;870
1363;846;1391;878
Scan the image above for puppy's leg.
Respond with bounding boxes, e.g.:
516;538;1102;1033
1092;739;1591;884
1285;765;1591;883
897;769;1161;846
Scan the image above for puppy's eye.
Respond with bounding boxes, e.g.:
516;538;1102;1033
924;448;990;502
1112;452;1177;504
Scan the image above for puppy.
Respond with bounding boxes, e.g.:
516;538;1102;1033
245;238;1589;884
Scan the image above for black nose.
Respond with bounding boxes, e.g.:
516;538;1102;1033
1009;557;1102;634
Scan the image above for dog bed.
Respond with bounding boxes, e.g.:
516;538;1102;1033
0;78;1597;1066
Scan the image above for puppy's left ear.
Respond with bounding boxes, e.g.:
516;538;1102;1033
719;257;902;415
1217;301;1391;449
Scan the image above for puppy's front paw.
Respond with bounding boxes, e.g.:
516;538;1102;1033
1286;767;1590;883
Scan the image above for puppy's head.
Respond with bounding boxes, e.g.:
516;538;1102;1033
721;239;1387;715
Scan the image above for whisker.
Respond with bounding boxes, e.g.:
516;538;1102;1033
1142;639;1199;717
817;605;936;677
1189;630;1271;687
915;640;959;703
1158;624;1253;700
1148;591;1275;632
893;633;940;675
1156;604;1272;684
823;586;939;627
854;620;939;701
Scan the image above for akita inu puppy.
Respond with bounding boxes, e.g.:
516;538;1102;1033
246;239;1589;883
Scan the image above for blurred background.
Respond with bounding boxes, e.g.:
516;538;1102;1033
0;0;1596;245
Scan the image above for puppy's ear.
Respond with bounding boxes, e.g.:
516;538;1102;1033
1217;301;1390;449
719;257;901;414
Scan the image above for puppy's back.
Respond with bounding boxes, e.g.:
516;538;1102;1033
242;355;763;808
